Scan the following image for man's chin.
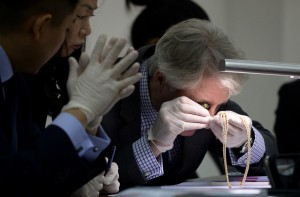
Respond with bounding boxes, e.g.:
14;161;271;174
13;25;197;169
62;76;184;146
180;130;196;136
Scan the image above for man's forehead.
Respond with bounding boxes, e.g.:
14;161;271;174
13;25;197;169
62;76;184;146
78;1;98;11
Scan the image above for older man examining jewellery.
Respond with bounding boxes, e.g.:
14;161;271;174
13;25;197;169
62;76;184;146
101;19;277;190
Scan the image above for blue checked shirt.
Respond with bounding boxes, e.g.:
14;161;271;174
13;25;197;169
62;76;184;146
132;62;266;181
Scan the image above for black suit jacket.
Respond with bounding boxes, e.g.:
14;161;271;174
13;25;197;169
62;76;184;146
274;80;300;154
0;73;106;197
102;45;278;190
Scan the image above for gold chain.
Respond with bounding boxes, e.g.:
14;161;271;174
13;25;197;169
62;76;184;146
219;112;251;189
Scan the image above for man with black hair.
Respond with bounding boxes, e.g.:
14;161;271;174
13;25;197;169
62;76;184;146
0;0;141;196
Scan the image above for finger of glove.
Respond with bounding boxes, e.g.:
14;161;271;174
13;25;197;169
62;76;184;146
227;135;247;148
78;52;90;74
111;50;139;77
104;172;119;186
119;85;135;100
209;119;224;141
168;111;210;133
67;57;79;94
120;62;140;79
89;175;105;191
166;98;211;125
86;184;102;197
102;181;120;194
71;187;89;197
101;85;134;115
103;162;119;185
210;117;245;147
171;108;211;126
68;56;79;80
125;46;134;55
117;72;142;92
71;181;102;197
175;96;211;117
90;34;107;63
101;37;118;62
101;38;127;69
226;111;252;130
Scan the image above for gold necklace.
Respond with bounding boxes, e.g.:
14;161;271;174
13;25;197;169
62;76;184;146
219;112;251;189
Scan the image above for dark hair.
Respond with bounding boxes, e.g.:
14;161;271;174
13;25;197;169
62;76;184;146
127;0;210;49
42;48;81;117
0;0;78;34
27;48;82;127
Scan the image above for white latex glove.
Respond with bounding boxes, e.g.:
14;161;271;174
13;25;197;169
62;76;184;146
81;47;139;133
209;111;252;148
148;96;211;152
62;34;141;122
72;52;103;134
71;159;119;196
101;161;120;194
71;173;105;197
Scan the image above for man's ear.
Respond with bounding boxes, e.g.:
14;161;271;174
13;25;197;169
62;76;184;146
153;70;166;85
31;14;53;41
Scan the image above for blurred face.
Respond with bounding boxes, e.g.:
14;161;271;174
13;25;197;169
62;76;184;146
26;14;76;74
60;0;98;57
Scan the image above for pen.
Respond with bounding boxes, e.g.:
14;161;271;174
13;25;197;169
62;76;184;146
104;145;116;176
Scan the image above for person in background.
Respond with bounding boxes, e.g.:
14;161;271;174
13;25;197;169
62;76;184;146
27;0;98;128
126;0;210;49
101;19;278;190
0;0;141;196
25;0;124;196
274;79;300;154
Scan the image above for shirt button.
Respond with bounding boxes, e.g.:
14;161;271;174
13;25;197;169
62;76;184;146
144;172;150;177
93;147;99;152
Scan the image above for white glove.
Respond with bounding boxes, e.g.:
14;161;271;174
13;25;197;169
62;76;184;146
71;160;120;196
63;34;141;122
71;52;104;134
83;47;140;133
209;111;252;148
148;96;211;152
101;161;120;194
71;173;105;197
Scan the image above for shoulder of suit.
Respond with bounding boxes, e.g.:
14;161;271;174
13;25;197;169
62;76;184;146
136;45;156;63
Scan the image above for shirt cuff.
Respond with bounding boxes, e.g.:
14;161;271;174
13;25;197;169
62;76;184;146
132;135;163;181
51;113;110;162
229;126;266;167
84;126;111;161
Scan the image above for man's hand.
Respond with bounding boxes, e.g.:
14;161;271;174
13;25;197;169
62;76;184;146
71;173;104;197
63;34;141;123
209;111;252;148
101;161;120;194
148;96;211;152
71;160;119;197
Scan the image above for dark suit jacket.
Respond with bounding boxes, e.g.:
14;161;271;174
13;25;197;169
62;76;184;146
274;80;300;154
102;45;278;190
0;73;106;197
